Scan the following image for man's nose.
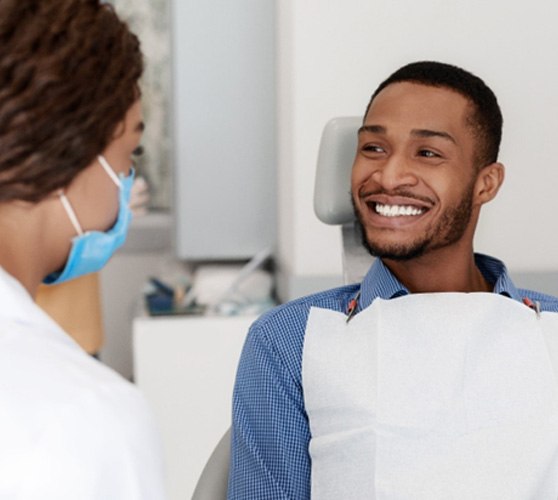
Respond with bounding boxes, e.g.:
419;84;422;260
371;154;418;191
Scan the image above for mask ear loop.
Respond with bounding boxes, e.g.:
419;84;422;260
59;191;84;236
98;155;123;188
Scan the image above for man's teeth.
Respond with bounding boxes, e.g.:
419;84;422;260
375;203;424;217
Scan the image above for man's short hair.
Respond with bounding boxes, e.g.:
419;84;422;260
0;0;143;203
364;61;503;168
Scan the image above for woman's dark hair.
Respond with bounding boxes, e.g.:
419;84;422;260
0;0;143;202
365;61;503;169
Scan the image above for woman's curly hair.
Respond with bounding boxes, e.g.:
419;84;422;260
0;0;143;202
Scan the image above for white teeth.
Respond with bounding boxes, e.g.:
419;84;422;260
375;203;424;217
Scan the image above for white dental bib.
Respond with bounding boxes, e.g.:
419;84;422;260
302;293;558;499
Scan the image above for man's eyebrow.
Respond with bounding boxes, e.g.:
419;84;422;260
411;128;456;144
358;124;457;145
358;124;386;135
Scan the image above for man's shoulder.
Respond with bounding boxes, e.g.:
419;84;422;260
236;283;360;387
252;283;359;333
519;288;558;313
243;283;359;357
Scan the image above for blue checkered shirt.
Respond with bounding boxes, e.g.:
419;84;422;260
227;254;558;499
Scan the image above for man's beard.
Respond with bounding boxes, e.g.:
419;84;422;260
353;183;475;262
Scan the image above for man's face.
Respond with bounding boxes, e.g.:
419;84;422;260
351;82;480;261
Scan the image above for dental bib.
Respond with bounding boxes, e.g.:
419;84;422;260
302;293;558;499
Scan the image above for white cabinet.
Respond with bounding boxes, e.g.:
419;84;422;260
133;314;256;500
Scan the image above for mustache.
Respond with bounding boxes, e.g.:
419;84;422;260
356;188;435;206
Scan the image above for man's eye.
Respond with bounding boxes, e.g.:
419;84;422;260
418;149;438;158
132;145;144;157
362;144;384;153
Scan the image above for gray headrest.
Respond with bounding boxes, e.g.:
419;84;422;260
313;116;361;225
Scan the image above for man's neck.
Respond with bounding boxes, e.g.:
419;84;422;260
382;248;492;294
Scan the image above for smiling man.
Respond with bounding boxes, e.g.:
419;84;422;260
228;62;558;499
351;71;504;293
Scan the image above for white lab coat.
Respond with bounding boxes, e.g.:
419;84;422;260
0;267;166;499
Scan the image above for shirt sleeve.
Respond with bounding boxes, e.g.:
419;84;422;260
228;319;311;500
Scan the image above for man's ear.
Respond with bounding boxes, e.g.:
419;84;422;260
474;162;505;206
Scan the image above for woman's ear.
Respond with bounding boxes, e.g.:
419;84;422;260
474;162;505;206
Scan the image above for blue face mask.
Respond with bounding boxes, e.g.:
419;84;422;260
44;155;135;285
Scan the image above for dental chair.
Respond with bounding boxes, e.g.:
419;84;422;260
191;116;365;500
191;428;231;500
314;116;374;284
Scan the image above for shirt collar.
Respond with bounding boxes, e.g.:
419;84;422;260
359;258;408;310
474;253;522;301
358;253;521;311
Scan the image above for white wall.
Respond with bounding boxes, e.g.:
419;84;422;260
276;0;558;300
